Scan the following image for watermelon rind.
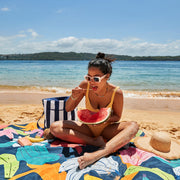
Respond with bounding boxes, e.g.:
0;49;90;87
77;108;111;125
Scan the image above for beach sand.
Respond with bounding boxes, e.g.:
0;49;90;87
0;89;180;142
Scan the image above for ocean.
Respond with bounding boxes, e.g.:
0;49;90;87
0;60;180;98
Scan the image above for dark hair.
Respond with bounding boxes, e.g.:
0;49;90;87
88;52;115;76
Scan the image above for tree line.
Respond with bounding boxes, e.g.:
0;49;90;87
0;52;180;61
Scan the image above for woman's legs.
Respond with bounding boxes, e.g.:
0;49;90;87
78;121;139;169
50;120;106;147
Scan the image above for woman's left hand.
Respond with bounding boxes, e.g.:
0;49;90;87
107;115;120;124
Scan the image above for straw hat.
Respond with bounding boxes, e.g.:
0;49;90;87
134;131;180;160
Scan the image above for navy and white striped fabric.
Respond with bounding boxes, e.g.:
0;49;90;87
42;96;77;128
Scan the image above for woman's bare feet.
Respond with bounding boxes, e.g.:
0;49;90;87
78;136;106;169
78;152;99;169
43;128;55;139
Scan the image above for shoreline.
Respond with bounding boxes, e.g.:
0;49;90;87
0;89;180;142
0;89;180;111
1;85;180;98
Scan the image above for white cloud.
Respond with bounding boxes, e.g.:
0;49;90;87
1;7;10;11
27;29;39;38
0;35;180;56
16;34;27;38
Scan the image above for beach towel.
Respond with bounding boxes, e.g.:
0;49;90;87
0;122;180;180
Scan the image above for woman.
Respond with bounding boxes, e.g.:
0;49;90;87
50;52;139;169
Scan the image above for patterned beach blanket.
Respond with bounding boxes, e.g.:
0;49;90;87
0;122;180;180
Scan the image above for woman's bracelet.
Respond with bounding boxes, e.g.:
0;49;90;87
70;95;78;101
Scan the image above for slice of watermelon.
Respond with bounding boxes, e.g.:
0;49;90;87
77;108;111;124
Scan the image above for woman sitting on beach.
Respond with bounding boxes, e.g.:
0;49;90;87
50;52;139;169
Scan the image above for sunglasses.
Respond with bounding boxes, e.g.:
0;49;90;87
84;74;107;82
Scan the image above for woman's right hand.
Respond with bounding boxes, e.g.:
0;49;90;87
66;86;85;112
71;87;85;100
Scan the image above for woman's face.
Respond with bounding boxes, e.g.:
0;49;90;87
87;67;108;92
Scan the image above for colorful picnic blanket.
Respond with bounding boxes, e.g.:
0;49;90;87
0;122;180;180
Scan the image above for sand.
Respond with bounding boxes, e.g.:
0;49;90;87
0;90;180;142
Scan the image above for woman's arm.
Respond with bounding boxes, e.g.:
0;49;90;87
65;81;87;112
108;89;123;123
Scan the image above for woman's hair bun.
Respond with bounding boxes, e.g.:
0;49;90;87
96;52;115;63
89;52;115;75
96;52;105;59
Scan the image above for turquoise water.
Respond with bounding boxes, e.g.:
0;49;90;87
0;60;180;92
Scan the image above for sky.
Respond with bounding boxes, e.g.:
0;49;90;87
0;0;180;56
